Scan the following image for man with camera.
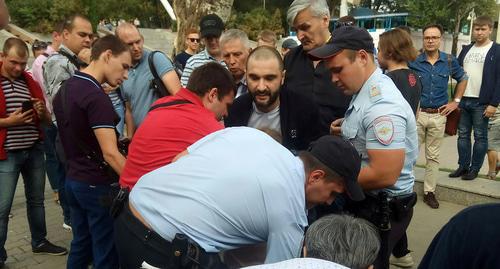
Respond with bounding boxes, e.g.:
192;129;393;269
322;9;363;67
0;38;67;268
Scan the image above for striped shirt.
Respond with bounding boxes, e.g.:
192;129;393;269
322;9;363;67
108;90;122;106
180;49;227;86
1;77;39;150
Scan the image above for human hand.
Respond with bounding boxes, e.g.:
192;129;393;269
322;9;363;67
439;102;458;116
330;118;344;135
483;105;497;118
7;108;33;126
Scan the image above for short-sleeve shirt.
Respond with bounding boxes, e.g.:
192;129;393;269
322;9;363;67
409;51;467;108
120;49;174;128
130;127;308;263
119;88;223;189
341;69;418;197
243;258;349;269
386;69;422;116
174;51;193;70
53;71;119;185
180;49;227;87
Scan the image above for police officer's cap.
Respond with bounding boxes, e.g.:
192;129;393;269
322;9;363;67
308;26;375;60
308;135;365;201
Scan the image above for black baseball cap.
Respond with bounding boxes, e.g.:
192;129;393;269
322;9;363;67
308;135;365;201
308;26;375;60
199;14;224;38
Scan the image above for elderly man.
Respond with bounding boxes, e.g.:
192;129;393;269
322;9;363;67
219;29;251;98
114;129;364;268
244;214;380;269
284;0;351;133
309;26;418;269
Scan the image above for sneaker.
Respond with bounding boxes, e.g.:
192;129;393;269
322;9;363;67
62;222;72;231
423;192;439;209
449;167;468;178
461;170;478;180
32;240;67;256
390;253;415;268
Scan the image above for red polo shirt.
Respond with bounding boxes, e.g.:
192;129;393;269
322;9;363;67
120;88;223;189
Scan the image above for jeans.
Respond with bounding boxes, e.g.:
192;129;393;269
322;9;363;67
457;97;489;172
65;179;118;269
0;143;47;261
42;123;70;224
112;100;125;139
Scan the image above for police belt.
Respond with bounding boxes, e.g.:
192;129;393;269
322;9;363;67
127;203;226;269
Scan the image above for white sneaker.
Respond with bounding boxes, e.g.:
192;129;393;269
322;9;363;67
390;253;415;268
62;223;72;231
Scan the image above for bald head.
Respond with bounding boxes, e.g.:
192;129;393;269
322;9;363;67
247;46;283;71
115;23;144;63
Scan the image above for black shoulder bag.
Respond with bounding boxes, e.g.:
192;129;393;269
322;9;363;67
148;51;170;98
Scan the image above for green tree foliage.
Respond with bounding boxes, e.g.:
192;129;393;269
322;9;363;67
226;7;285;40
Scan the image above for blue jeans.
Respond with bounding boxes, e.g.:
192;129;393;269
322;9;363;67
457;97;489;172
0;143;47;261
42;123;70;224
112;100;125;138
65;179;118;269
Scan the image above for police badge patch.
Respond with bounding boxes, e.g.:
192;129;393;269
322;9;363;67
373;116;394;145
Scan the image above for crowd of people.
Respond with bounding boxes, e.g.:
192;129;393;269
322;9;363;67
0;0;499;268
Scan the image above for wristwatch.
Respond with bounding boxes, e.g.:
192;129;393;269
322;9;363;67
454;98;461;103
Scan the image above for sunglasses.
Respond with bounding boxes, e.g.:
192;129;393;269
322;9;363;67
188;38;200;43
335;21;355;28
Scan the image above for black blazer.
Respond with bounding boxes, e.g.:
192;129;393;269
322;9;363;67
225;88;326;152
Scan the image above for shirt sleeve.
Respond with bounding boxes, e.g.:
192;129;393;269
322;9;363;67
83;91;117;129
153;52;175;78
450;56;468;82
364;112;407;150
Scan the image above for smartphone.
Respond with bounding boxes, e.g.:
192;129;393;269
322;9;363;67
21;100;33;113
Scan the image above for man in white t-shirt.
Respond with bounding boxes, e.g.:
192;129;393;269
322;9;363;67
451;15;500;180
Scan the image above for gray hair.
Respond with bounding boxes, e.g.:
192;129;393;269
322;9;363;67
305;214;380;269
219;29;250;49
287;0;330;26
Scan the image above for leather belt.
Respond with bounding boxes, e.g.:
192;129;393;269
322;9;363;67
420;108;440;114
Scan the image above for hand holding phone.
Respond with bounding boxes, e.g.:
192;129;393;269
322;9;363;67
22;100;33;113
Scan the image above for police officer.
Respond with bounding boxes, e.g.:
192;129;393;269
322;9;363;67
309;26;419;269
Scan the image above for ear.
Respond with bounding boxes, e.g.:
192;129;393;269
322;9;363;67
207;87;218;103
62;29;70;40
281;70;286;85
306;169;326;185
321;15;330;27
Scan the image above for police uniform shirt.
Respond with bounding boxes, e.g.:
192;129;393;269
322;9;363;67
341;69;418;197
129;127;308;263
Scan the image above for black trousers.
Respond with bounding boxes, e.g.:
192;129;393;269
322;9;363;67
114;204;227;269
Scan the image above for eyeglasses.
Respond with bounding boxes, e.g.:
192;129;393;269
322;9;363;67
335;21;355;29
424;36;441;41
188;38;200;43
32;41;48;50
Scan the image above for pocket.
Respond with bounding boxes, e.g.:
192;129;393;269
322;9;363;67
342;125;358;140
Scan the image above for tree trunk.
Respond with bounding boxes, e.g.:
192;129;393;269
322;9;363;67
451;16;461;56
172;0;234;57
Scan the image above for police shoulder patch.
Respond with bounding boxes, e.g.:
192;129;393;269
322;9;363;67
373;116;394;145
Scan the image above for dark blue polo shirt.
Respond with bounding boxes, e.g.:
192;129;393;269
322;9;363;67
53;71;119;185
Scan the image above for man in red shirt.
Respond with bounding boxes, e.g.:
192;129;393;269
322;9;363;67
120;62;235;189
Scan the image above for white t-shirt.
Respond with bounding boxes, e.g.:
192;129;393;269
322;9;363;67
463;41;493;97
243;258;350;269
248;103;282;136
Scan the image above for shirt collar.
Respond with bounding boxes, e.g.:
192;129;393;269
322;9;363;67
73;71;102;89
350;68;382;111
58;44;77;57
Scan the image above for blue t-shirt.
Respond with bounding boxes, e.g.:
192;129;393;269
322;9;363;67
120;49;174;127
130;127;308;263
53;71;119;185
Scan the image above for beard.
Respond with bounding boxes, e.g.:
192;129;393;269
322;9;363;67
251;89;280;112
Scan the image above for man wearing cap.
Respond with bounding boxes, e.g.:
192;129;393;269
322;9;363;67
284;0;351;133
114;127;363;268
181;14;227;87
309;26;418;269
281;38;298;57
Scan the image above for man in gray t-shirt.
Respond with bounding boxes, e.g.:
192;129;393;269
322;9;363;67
115;23;181;136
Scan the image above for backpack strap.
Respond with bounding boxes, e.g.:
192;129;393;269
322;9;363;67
148;99;193;112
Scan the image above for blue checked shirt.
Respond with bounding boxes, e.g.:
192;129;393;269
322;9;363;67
409;51;468;108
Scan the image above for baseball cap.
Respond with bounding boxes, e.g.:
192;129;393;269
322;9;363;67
308;26;374;60
308;135;365;201
199;14;224;38
281;38;298;49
